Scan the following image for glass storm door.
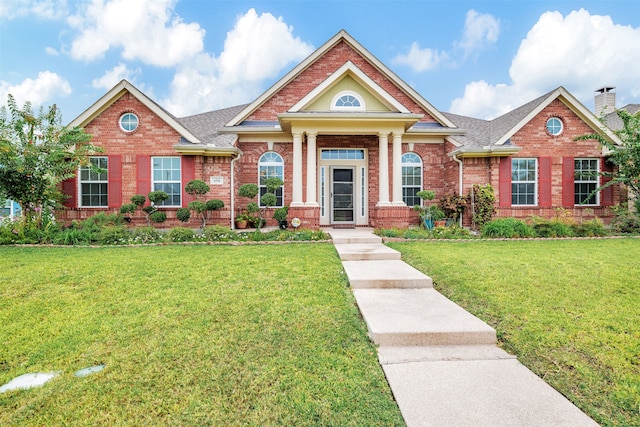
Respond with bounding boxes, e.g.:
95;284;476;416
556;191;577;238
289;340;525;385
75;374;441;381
331;168;354;223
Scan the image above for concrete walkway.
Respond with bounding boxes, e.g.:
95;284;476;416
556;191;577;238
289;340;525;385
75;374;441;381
329;228;598;427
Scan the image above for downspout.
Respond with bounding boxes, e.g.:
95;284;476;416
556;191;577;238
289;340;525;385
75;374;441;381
453;153;464;226
230;151;241;230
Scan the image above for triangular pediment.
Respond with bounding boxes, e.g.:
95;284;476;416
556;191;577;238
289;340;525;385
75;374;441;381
290;61;405;113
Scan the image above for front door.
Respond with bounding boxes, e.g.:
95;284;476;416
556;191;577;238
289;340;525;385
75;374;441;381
331;167;354;224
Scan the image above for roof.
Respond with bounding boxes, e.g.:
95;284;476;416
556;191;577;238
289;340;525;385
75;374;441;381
224;29;457;130
177;104;249;148
68;79;201;144
604;104;640;130
445;86;622;157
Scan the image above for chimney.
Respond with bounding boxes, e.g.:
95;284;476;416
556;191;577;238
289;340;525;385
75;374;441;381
594;87;616;116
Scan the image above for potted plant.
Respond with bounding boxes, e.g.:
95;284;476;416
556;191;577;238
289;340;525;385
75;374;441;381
273;206;288;229
234;212;249;229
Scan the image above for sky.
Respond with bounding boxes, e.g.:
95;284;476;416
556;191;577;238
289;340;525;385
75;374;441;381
1;0;639;123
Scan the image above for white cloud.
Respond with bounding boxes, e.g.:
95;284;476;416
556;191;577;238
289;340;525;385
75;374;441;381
393;9;499;72
450;9;640;119
67;0;204;67
45;46;59;56
392;42;449;72
0;71;72;108
456;9;500;57
162;8;314;117
92;64;140;90
0;0;68;20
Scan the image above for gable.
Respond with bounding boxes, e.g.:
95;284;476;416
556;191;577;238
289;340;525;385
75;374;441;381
226;31;456;129
303;75;391;112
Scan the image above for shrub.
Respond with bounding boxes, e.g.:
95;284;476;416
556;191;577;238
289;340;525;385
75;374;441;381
203;225;236;242
167;227;195;242
80;213;124;232
530;217;574;238
472;184;496;229
131;226;163;244
611;212;640;234
205;199;224;211
176;207;191;222
149;211;167;223
97;226;131;245
573;218;608;237
482;218;534;238
52;227;93;245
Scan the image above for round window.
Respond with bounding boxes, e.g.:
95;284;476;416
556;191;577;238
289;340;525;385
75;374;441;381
546;117;563;136
119;113;139;132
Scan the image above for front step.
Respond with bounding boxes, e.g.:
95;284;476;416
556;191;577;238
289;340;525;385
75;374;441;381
352;288;497;346
334;243;401;261
328;229;382;245
343;260;433;289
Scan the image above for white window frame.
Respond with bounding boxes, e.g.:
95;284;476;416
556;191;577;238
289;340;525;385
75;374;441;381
401;152;423;207
119;113;139;132
258;152;284;208
152;156;181;207
546;117;563;136
330;91;366;111
574;158;599;206
79;156;108;208
511;158;538;206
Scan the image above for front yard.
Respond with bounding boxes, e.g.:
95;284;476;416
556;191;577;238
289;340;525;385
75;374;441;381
388;238;640;427
0;245;403;426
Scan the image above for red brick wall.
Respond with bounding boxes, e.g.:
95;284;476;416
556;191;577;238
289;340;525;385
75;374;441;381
59;93;233;228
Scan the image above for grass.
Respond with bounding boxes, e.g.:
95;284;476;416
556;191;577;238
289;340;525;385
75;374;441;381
0;245;404;426
387;238;640;427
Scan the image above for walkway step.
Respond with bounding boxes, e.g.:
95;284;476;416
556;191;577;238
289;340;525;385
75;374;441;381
334;243;401;261
378;344;515;365
343;260;432;289
352;288;496;346
382;357;599;427
328;229;382;244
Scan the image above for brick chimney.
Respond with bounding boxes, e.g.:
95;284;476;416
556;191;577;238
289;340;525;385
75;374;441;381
594;87;616;116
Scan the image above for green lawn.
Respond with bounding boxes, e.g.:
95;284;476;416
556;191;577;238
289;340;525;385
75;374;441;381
0;245;404;426
387;238;640;427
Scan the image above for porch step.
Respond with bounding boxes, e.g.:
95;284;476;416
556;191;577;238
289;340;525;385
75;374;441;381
352;288;496;346
328;229;382;244
343;260;433;289
334;243;401;261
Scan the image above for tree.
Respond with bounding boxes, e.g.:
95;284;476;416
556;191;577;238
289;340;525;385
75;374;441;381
119;191;169;226
576;109;640;199
0;95;98;226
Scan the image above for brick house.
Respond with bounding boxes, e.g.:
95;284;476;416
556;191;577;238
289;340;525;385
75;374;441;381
60;30;624;229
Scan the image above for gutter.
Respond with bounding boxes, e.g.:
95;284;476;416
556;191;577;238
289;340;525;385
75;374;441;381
230;150;242;230
452;153;464;226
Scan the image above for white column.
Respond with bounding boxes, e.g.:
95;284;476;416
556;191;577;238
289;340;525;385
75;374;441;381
392;132;404;205
377;132;390;206
305;132;318;206
291;132;304;206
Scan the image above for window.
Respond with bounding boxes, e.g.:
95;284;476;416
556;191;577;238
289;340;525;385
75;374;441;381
258;152;283;207
546;117;563;136
511;158;537;205
152;157;181;206
119;113;139;132
80;156;108;207
575;158;599;205
331;91;365;111
320;149;365;160
402;153;422;206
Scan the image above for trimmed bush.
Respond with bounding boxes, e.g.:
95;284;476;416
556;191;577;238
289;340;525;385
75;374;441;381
203;225;235;242
482;218;534;238
149;211;167;223
167;227;195;242
131;226;163;244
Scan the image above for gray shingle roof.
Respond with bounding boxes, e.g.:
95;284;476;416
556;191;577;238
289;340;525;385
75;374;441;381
443;89;554;150
604;104;640;131
177;104;249;148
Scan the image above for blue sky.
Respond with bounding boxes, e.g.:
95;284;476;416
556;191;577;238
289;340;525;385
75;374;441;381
1;0;639;122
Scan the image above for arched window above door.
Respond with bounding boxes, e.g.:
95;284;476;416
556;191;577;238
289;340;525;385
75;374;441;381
331;91;365;111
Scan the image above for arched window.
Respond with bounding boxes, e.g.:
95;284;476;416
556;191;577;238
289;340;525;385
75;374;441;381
402;152;422;206
331;91;365;111
258;152;284;207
